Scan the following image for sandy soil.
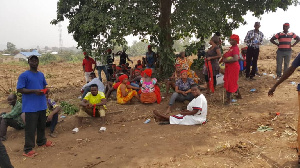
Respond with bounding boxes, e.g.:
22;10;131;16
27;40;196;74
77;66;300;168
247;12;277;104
1;45;300;168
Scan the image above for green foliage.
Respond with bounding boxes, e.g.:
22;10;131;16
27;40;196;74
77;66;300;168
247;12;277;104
52;0;297;77
6;42;17;55
190;58;205;72
60;101;79;115
39;53;58;64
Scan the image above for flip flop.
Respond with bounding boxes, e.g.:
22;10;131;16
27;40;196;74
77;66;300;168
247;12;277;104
23;150;38;158
39;141;54;147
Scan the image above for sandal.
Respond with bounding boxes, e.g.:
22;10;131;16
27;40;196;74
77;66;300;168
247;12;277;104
23;150;38;158
40;141;54;147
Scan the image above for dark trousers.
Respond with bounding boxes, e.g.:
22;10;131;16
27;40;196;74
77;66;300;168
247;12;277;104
0;117;23;140
24;110;47;153
46;113;58;133
245;47;259;78
81;87;90;100
0;140;13;168
96;66;108;82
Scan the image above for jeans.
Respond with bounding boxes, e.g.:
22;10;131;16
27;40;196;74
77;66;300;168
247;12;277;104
46;113;58;133
0;140;13;168
0;117;23;140
276;50;292;77
24;110;47;153
96;66;108;82
246;47;259;78
169;92;194;105
130;83;140;92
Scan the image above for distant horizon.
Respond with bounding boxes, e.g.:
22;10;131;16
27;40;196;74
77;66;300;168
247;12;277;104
0;1;299;50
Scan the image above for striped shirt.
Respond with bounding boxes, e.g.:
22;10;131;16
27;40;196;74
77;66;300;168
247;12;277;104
273;32;299;51
244;30;264;48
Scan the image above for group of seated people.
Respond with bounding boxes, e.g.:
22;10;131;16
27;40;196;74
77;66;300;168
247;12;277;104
0;91;61;141
1;56;208;138
73;56;207;133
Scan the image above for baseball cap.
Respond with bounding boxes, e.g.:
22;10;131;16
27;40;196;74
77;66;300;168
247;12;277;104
28;55;38;60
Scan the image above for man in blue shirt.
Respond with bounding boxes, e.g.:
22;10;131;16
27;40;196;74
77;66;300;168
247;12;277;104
268;53;300;96
17;55;53;158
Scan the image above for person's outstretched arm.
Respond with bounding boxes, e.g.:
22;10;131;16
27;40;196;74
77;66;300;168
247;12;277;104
268;66;296;96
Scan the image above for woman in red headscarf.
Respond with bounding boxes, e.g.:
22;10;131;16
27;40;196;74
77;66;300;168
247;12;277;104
222;34;242;105
140;69;161;104
117;74;139;104
175;51;199;83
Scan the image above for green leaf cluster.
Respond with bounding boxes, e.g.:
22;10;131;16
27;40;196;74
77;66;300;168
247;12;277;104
52;0;297;77
60;101;79;115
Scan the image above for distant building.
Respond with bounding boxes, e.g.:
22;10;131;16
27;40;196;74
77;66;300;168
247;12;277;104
14;49;41;60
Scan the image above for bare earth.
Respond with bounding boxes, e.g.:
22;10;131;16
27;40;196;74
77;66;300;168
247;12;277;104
1;45;300;168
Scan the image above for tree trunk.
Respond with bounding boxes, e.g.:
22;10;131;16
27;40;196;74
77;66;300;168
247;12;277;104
157;0;174;79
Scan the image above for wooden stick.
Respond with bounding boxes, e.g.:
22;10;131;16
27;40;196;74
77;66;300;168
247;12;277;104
297;90;300;157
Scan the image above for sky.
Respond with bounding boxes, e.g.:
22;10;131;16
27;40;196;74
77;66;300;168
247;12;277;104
0;1;299;50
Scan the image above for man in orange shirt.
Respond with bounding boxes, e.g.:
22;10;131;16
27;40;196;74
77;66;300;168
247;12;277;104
270;23;300;79
82;52;96;83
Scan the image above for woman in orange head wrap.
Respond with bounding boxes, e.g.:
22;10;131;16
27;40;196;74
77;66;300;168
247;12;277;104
116;74;139;104
175;51;199;83
140;69;161;104
222;34;242;105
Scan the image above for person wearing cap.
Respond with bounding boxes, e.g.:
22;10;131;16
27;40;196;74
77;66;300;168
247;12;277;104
82;52;96;83
116;74;139;104
146;45;157;71
244;22;264;80
221;34;242;105
270;23;300;79
17;55;53;157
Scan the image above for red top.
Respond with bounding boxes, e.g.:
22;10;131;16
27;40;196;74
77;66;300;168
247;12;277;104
82;57;96;72
223;45;240;93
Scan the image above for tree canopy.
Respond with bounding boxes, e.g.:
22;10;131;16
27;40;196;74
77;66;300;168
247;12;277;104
52;0;297;77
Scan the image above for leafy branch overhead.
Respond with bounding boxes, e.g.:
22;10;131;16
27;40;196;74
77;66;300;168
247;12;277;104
51;0;297;77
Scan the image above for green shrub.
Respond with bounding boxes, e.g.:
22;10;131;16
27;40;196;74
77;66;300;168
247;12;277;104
60;101;79;115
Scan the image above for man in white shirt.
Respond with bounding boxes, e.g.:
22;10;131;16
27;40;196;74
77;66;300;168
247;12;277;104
81;72;105;99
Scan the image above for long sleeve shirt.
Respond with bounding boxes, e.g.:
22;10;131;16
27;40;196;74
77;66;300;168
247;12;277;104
2;101;25;127
244;30;264;49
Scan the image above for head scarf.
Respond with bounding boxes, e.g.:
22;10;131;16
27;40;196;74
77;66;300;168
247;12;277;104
230;34;239;44
83;52;87;56
284;23;290;27
136;65;143;70
143;68;152;77
116;66;122;70
119;74;128;83
107;49;112;53
175;64;181;67
148;45;152;49
180;70;188;75
134;69;141;73
241;47;248;51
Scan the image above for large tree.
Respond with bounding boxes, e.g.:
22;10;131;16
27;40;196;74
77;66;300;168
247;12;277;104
51;0;297;77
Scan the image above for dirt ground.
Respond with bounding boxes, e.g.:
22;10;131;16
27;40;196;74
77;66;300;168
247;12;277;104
1;45;300;168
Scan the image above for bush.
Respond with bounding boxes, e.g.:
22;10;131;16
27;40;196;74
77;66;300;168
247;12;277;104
60;101;79;115
39;53;57;64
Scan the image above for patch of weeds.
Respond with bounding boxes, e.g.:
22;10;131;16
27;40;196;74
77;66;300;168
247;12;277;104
60;101;79;115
